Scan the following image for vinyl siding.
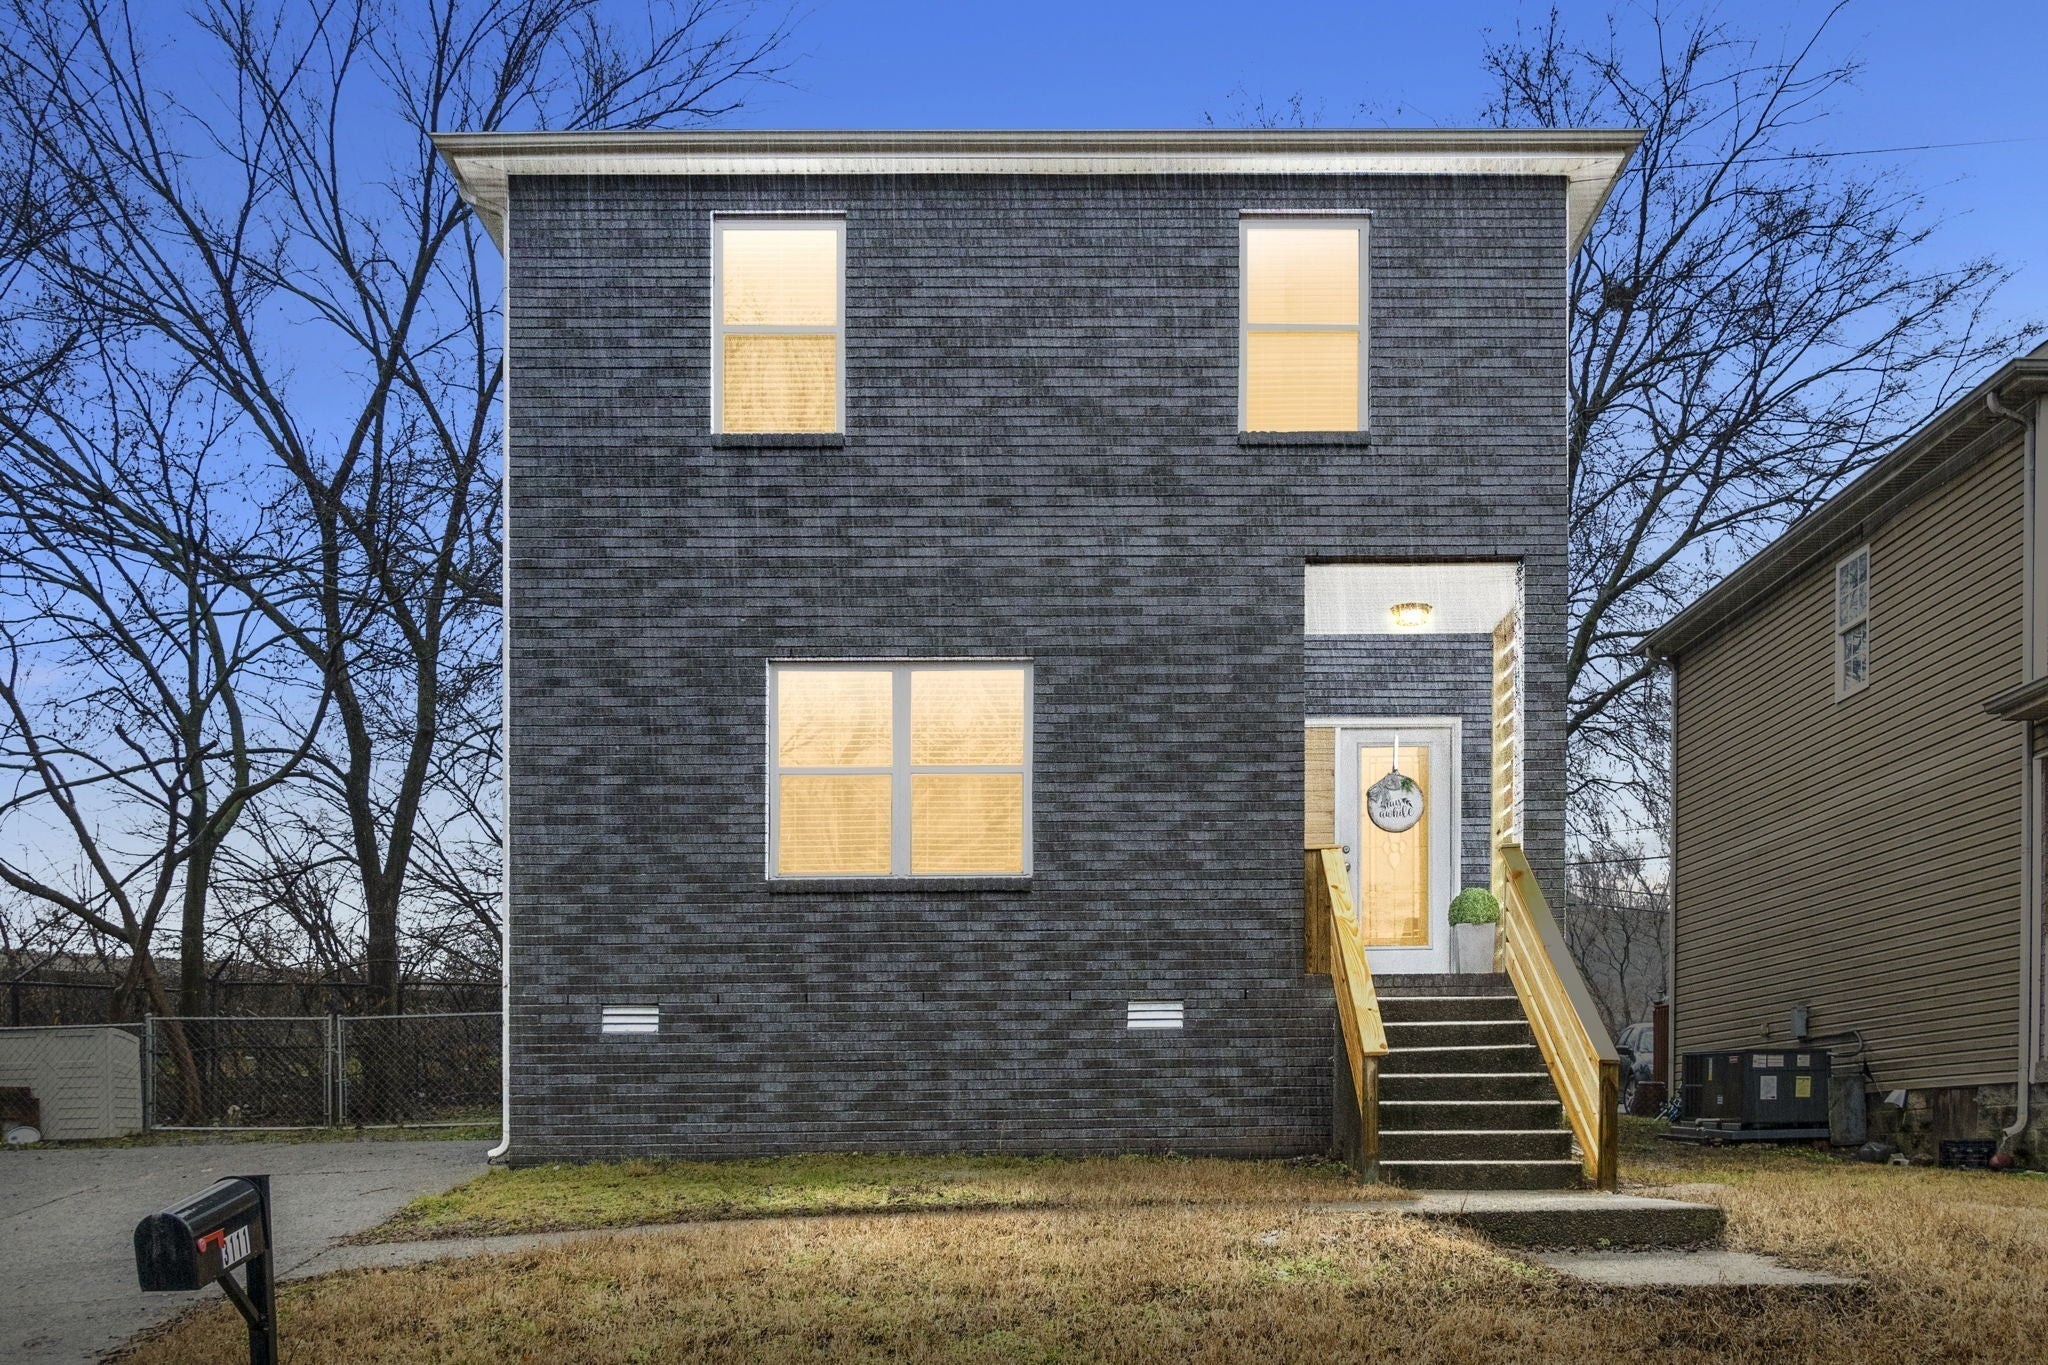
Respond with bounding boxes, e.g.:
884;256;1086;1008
1672;438;2028;1090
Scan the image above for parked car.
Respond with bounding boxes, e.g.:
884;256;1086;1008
1615;1022;1657;1112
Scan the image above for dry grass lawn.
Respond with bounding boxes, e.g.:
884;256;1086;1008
373;1151;1386;1240
122;1128;2048;1363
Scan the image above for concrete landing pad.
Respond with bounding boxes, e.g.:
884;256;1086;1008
1326;1188;1727;1248
1533;1249;1859;1288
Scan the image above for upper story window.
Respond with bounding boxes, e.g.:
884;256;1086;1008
1240;217;1368;432
1835;545;1870;698
713;216;843;434
769;663;1031;878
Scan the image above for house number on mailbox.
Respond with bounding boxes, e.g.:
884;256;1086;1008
199;1224;252;1268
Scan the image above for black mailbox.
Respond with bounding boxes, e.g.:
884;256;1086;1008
135;1174;278;1364
136;1176;267;1291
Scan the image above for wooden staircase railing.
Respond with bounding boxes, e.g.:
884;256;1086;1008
1496;840;1621;1190
1306;846;1389;1178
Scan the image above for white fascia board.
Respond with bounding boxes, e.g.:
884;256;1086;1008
432;129;1641;251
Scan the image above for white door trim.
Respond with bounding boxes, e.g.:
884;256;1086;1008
1318;716;1461;975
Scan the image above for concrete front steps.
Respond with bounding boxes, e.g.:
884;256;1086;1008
1390;1190;1727;1249
1375;975;1582;1191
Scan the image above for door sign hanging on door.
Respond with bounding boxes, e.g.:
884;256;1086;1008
1366;733;1425;833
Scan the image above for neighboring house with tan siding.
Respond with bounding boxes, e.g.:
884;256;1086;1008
1645;342;2048;1161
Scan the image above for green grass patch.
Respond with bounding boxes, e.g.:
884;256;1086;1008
370;1151;1381;1241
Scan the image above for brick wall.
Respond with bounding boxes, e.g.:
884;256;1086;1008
506;171;1567;1162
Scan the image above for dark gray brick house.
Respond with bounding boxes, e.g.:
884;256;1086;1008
435;130;1637;1172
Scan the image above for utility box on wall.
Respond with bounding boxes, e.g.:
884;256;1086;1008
1680;1048;1831;1128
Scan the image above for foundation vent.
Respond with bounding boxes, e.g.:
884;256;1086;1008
600;1004;660;1035
1126;1000;1185;1030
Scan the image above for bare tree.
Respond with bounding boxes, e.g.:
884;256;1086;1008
1563;815;1670;1033
0;0;791;1048
0;351;327;1114
1212;5;2036;1010
1482;4;2036;837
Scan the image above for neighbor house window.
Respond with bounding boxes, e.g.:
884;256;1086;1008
1835;546;1870;697
1240;217;1368;432
713;216;843;433
769;663;1030;877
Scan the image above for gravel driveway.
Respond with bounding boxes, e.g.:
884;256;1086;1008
0;1139;487;1363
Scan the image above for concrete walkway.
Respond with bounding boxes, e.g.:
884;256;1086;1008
292;1222;663;1277
285;1216;1859;1294
1330;1188;1856;1288
0;1139;487;1364
1534;1249;1859;1288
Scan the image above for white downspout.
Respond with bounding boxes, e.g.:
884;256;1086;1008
486;206;514;1164
1988;387;2040;1153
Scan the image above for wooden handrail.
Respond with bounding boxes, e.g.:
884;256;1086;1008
1306;846;1389;1178
1496;841;1621;1190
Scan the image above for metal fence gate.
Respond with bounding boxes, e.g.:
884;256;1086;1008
143;1011;499;1130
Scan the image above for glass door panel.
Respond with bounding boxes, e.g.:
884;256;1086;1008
1355;744;1431;948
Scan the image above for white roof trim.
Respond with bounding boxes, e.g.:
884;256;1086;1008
432;129;1640;250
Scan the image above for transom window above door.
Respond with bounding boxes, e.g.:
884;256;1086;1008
713;216;844;434
1240;217;1369;432
768;663;1031;877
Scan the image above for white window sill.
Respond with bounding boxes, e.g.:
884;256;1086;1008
766;876;1033;894
1237;430;1373;447
712;432;846;448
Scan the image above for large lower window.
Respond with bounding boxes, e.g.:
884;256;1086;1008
769;663;1030;877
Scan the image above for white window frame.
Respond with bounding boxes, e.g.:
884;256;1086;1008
765;660;1034;878
711;214;847;434
1835;545;1871;699
1238;213;1371;433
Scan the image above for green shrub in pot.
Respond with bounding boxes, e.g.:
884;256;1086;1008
1449;888;1501;925
1448;888;1501;972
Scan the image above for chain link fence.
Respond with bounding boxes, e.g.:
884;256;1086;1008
338;1013;501;1126
4;969;498;1027
144;1011;499;1130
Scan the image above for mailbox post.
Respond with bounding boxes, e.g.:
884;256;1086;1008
134;1174;278;1365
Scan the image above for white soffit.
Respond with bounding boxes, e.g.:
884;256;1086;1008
1305;563;1520;636
431;129;1641;251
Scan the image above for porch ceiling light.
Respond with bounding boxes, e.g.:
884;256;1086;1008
1389;601;1433;631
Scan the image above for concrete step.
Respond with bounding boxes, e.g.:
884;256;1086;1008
1376;993;1527;1023
1376;973;1512;998
1379;1043;1544;1076
1380;1098;1565;1130
1326;1191;1729;1249
1383;1019;1535;1050
1380;1070;1558;1102
1378;1158;1583;1191
1378;1128;1575;1163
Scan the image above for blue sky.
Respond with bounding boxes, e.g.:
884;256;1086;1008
731;0;2048;331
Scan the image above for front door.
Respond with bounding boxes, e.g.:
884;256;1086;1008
1333;723;1457;975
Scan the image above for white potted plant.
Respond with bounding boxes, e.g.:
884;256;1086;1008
1449;888;1501;974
